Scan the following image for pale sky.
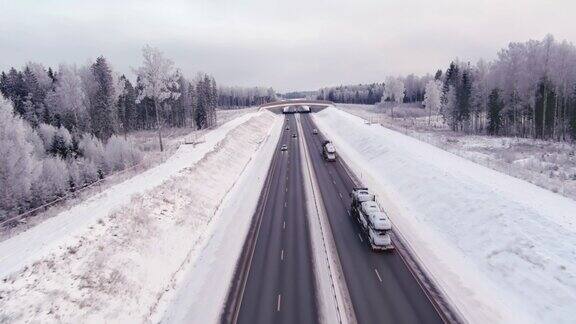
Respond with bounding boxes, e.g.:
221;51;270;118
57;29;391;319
1;0;575;92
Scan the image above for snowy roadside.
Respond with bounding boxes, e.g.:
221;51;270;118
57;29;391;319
156;111;282;323
313;107;576;323
0;111;277;322
335;103;576;201
0;112;259;280
1;108;258;241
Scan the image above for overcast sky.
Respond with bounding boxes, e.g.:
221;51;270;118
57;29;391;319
1;0;575;92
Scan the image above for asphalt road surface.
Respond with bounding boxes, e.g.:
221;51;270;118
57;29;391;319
233;114;319;324
299;113;443;324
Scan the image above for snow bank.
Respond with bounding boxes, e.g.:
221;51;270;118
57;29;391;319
313;107;576;324
157;112;282;323
0;112;276;322
0;112;259;279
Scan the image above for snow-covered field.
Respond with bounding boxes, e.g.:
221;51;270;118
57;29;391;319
313;107;576;323
336;103;576;201
0;110;278;322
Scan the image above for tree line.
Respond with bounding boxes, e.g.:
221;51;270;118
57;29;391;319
217;86;276;108
318;35;576;142
0;46;275;219
316;75;431;105
434;34;576;140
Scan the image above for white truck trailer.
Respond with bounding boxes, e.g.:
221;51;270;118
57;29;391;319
350;188;394;251
322;140;337;161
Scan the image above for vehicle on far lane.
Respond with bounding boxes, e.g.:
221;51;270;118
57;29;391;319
350;187;394;251
322;140;336;161
292;133;297;138
312;128;318;134
281;144;288;151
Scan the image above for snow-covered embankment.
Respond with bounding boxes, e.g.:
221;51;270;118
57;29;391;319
313;107;576;324
0;111;281;323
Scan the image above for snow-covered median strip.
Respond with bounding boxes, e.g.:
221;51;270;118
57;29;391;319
313;107;576;324
0;112;277;322
296;114;354;324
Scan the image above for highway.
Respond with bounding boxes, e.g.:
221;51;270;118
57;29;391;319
225;114;318;324
299;113;443;324
224;109;444;324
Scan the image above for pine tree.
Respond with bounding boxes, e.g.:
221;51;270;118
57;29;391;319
89;56;117;140
488;89;503;135
117;76;137;137
441;62;459;122
458;69;472;131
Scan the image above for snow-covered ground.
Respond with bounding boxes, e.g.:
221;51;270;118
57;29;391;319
0;111;278;322
336;103;576;201
157;110;281;323
313;106;576;323
1;107;259;240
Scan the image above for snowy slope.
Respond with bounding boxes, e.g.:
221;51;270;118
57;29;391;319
157;112;282;323
313;107;576;324
0;111;279;322
0;112;259;279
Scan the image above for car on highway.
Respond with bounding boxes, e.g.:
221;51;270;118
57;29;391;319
312;128;318;134
292;133;297;138
280;144;287;151
285;126;290;131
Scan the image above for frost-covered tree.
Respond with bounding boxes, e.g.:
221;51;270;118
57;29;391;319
32;156;69;204
50;126;73;159
37;123;58;152
78;134;106;175
104;135;142;172
134;45;180;151
194;73;218;129
0;96;40;215
382;76;405;118
48;64;89;131
424;80;442;125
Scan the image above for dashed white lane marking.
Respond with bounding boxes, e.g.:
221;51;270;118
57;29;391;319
358;233;363;242
281;249;284;261
284;201;287;208
285;187;288;192
277;294;282;312
374;268;383;282
283;221;286;229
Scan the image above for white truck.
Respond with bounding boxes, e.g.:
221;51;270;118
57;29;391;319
350;187;394;251
322;140;337;161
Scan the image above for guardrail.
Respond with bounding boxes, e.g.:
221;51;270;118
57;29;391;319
0;161;146;228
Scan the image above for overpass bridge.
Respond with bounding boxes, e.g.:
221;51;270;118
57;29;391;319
260;99;334;114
